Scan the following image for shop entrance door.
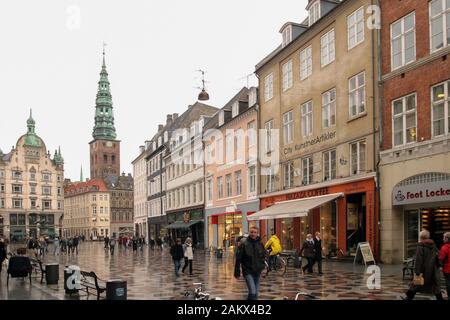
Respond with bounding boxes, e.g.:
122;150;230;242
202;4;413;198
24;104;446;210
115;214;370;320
346;193;366;255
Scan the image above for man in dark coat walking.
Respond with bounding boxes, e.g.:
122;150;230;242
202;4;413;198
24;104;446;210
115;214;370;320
313;232;323;275
300;234;316;274
234;227;266;300
404;230;443;300
170;238;184;277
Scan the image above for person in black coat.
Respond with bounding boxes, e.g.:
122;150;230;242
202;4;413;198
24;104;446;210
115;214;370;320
300;234;316;274
313;232;323;275
0;238;7;273
170;238;184;277
234;227;266;300
104;236;110;249
404;230;443;300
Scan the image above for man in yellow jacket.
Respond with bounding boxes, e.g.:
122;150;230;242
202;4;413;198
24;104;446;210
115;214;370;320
264;230;282;270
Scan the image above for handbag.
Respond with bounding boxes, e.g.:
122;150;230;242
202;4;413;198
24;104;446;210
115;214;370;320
412;273;424;286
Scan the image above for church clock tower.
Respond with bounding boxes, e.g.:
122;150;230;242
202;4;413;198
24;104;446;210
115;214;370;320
89;47;121;179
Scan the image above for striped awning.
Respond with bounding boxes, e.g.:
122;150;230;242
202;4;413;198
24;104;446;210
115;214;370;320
248;193;344;221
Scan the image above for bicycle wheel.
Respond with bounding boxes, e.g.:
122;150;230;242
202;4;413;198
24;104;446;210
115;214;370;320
274;257;287;276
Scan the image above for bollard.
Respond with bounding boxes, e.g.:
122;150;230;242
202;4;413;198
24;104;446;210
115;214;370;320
45;263;59;285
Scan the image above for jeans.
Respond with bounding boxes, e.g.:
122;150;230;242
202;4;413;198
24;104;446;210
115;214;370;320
268;255;277;270
315;256;323;274
302;257;314;273
244;273;261;300
173;259;182;276
182;258;193;275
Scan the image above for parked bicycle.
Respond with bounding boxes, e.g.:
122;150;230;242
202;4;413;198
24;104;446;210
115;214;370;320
184;283;222;300
262;250;286;277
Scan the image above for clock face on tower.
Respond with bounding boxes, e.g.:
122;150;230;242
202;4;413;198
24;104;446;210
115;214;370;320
106;141;113;148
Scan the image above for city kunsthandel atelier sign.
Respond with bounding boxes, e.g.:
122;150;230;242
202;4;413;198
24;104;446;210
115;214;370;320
393;181;450;206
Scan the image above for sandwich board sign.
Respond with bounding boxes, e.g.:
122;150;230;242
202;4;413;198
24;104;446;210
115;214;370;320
353;242;376;266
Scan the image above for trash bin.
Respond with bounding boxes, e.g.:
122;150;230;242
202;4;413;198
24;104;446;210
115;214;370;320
45;263;59;285
106;279;127;300
293;252;302;268
216;248;223;259
64;266;79;295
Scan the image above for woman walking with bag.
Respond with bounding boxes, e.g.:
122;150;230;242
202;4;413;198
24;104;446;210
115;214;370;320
182;237;194;276
403;230;443;300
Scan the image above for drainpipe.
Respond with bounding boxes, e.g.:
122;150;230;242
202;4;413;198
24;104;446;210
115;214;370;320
372;0;383;262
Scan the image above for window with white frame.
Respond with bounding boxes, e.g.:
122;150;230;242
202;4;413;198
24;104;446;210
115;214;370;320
391;12;416;70
302;156;313;185
219;110;225;126
1;198;5;208
236;171;242;195
42;173;51;181
323;149;336;181
265;120;274;152
207;178;213;202
93;206;97;216
266;167;275;193
283;111;294;144
235;129;243;162
0;184;4;193
247;121;257;147
42;186;51;195
12;184;22;194
226;133;233;162
301;101;313;137
284;161;294;188
193;184;197;203
264;73;274;102
300;45;312;80
431;80;450;136
321;29;335;67
217;177;223;199
350;140;366;175
430;0;450;53
206;143;212;163
13;199;22;209
216;137;223;164
232;101;239;118
12;171;22;180
226;174;232;197
392;93;417;146
349;71;366;118
249;166;256;193
309;1;321;26
282;25;292;47
322;88;336;128
0;170;4;178
348;7;365;50
282;60;293;91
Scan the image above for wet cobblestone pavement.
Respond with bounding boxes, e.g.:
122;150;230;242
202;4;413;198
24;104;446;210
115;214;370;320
0;241;447;300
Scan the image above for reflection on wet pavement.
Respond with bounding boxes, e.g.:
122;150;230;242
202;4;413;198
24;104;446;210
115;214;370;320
0;242;445;300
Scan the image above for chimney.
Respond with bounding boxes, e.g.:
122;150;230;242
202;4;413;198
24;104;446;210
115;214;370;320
158;124;164;132
166;114;173;126
172;113;179;120
145;140;151;149
139;145;145;153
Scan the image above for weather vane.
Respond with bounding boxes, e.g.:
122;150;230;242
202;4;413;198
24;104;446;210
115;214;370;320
196;69;210;101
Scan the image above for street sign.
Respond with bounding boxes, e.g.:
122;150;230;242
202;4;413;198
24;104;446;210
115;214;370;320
353;242;376;266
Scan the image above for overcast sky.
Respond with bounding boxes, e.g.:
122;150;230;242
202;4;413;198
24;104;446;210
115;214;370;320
0;0;308;181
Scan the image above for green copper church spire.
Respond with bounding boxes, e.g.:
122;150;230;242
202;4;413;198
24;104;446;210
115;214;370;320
24;109;41;147
92;43;117;140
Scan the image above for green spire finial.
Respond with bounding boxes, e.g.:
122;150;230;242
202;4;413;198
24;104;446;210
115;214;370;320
92;44;117;141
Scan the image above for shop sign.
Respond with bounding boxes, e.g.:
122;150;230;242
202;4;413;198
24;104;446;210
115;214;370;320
286;187;329;201
284;131;336;155
393;181;450;206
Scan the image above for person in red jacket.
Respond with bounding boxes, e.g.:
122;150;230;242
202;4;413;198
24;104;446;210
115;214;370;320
439;232;450;300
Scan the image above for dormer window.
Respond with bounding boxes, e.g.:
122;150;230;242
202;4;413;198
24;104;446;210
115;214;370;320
219;110;225;126
282;25;292;47
309;0;321;26
232;101;239;118
249;88;257;107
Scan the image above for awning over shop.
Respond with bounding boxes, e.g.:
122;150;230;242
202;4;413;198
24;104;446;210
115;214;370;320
248;193;344;221
165;220;202;229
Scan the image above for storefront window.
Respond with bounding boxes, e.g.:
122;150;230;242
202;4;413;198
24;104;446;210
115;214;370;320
281;218;294;250
320;201;337;256
217;214;243;248
404;210;419;258
299;214;313;246
208;217;214;248
421;207;450;250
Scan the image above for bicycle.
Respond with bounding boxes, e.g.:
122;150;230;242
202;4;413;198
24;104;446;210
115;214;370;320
183;282;222;300
262;251;286;277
